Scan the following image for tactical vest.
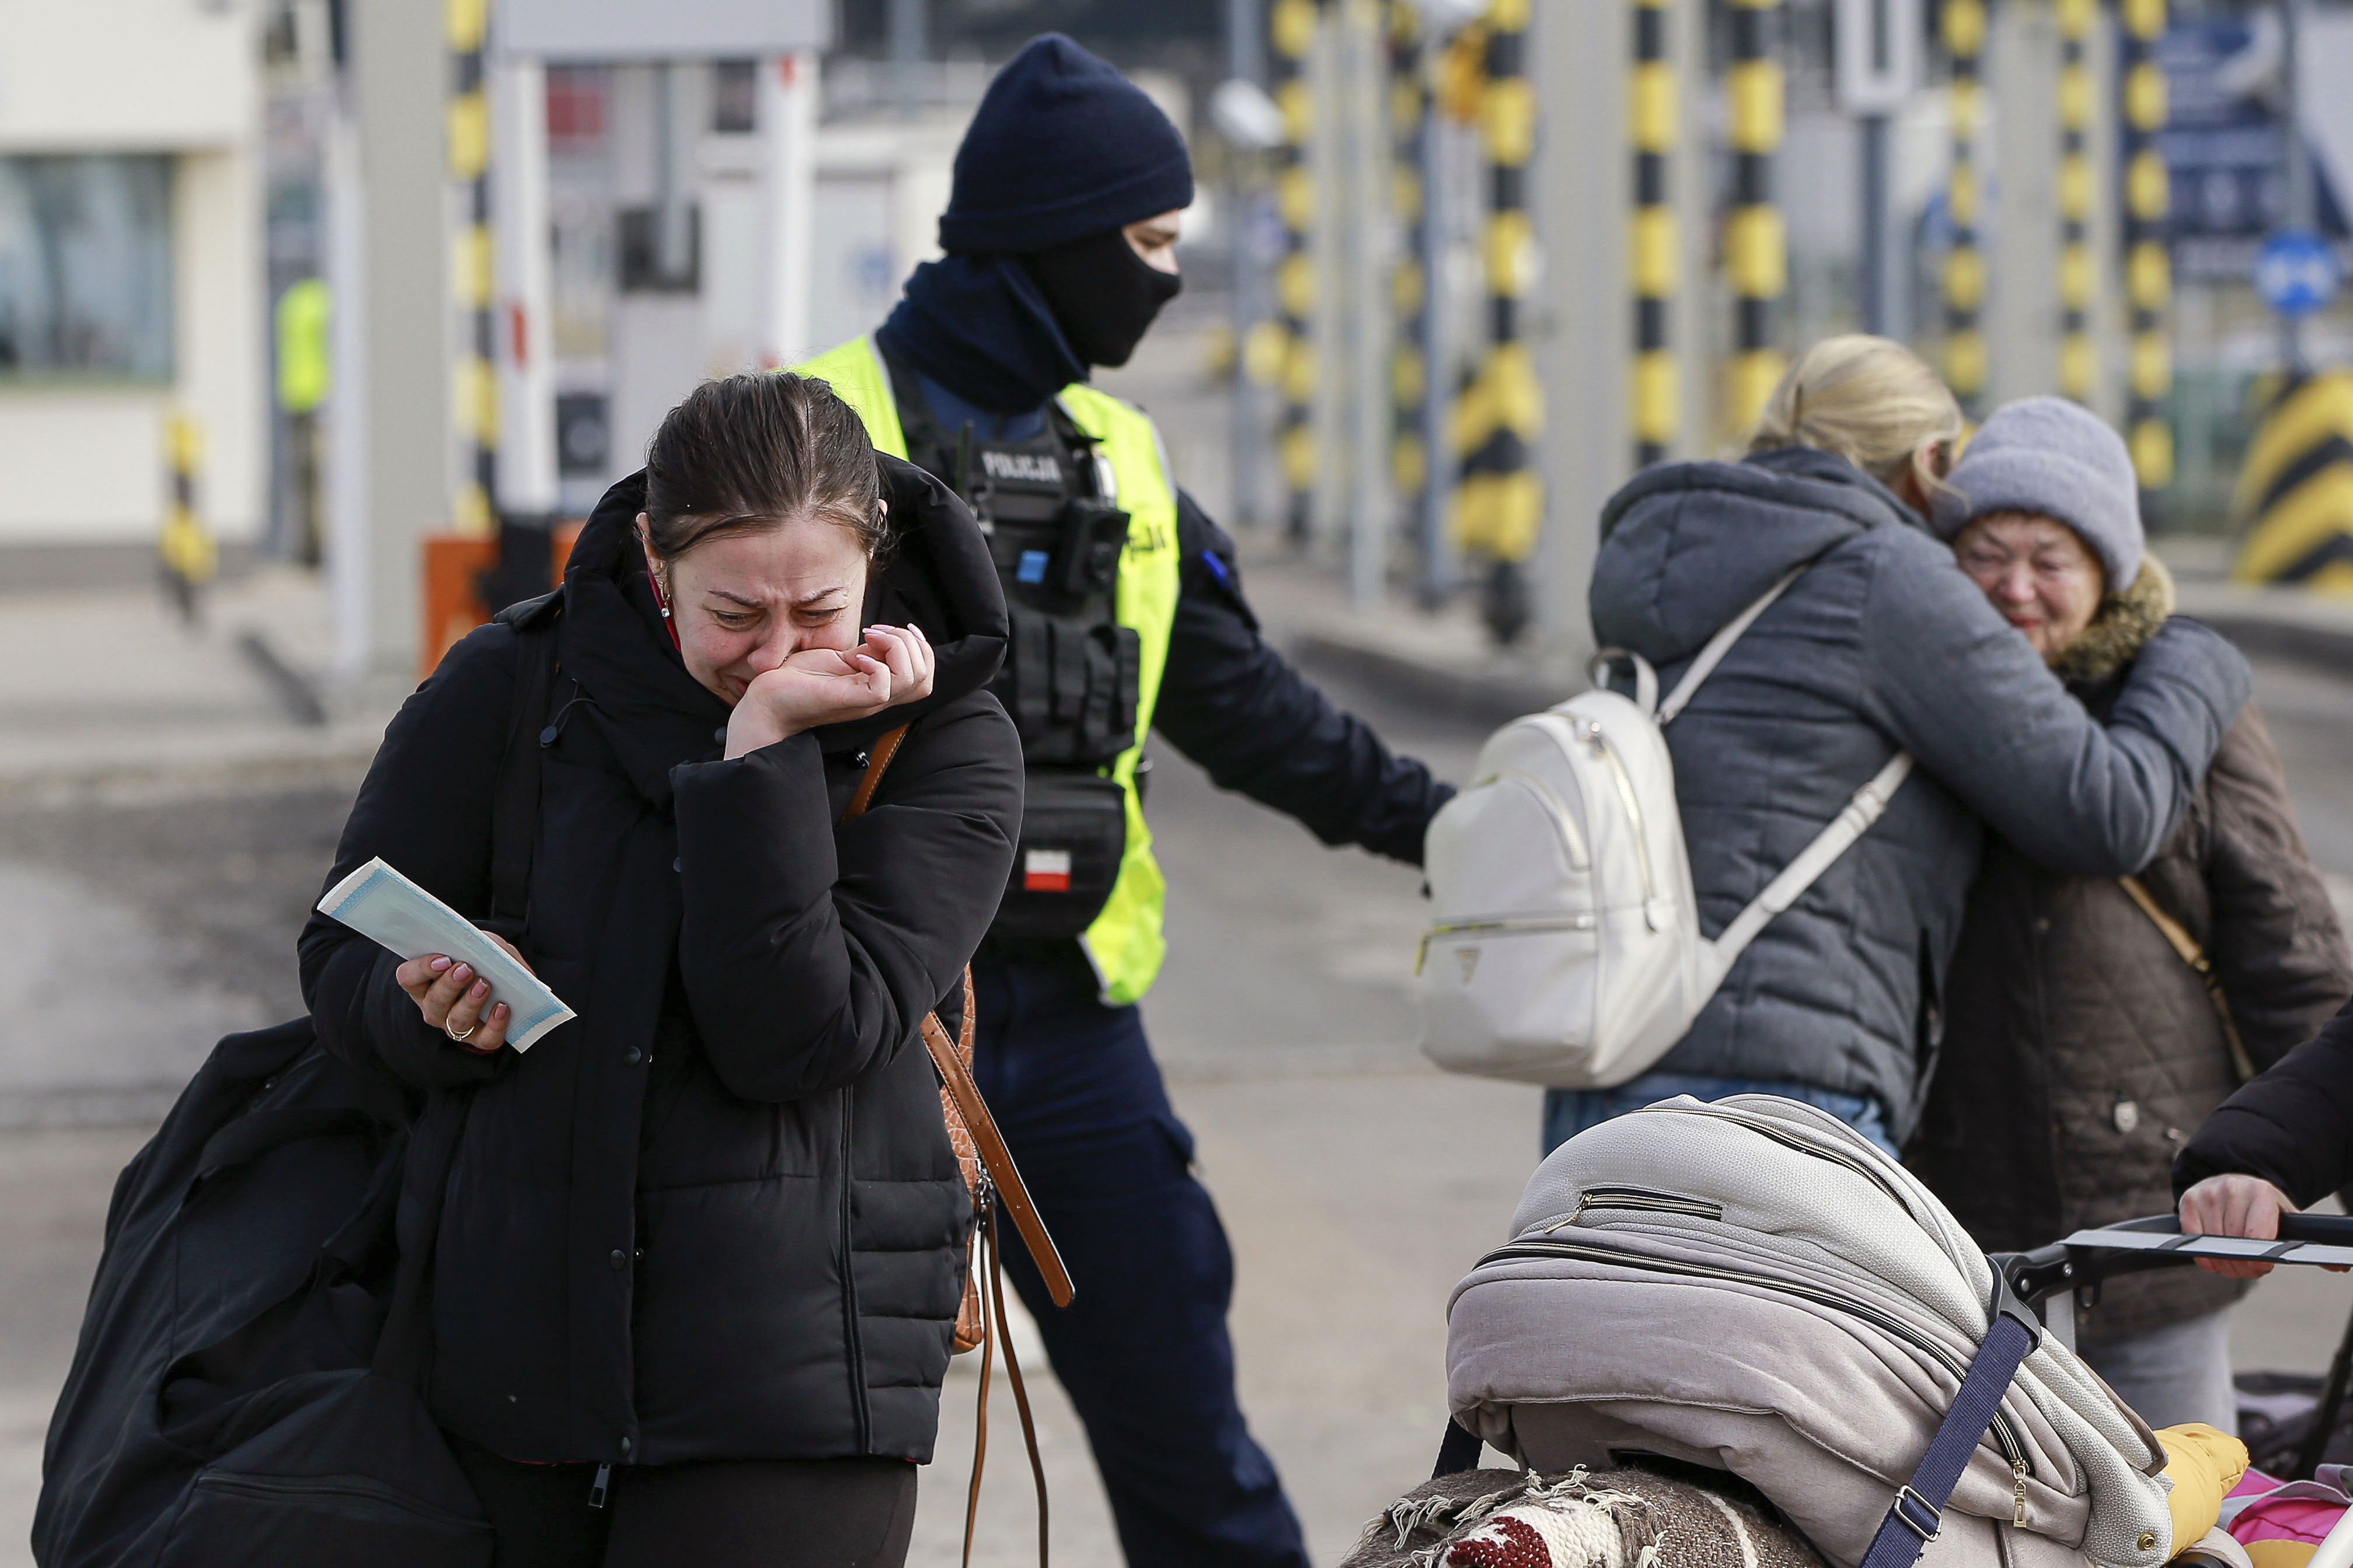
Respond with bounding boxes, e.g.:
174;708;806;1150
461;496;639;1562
794;336;1179;1004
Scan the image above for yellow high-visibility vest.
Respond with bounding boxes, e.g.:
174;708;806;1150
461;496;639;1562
795;336;1181;1003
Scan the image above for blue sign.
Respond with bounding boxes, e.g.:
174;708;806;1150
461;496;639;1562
2254;231;2341;317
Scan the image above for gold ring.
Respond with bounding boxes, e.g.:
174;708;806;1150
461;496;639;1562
445;1017;478;1043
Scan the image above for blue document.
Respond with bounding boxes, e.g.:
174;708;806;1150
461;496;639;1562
316;857;576;1050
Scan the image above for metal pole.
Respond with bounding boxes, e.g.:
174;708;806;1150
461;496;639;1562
1349;0;1391;612
2058;0;2096;401
1228;0;1267;530
1859;112;1891;335
890;0;928;119
2279;0;2311;376
449;0;496;535
1944;0;1989;418
1418;30;1453;606
1272;0;1320;546
1725;0;1786;431
2121;0;2175;493
1389;2;1431;600
1633;0;1675;464
1456;0;1540;645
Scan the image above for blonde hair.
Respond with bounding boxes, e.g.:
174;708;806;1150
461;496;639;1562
1747;335;1964;491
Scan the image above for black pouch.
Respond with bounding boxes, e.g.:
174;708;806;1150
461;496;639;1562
999;609;1141;767
993;770;1128;940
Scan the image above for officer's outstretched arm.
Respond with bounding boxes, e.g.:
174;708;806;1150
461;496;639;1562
1151;492;1453;865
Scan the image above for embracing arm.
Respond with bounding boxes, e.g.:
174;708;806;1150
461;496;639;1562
1150;491;1454;865
297;624;517;1092
2200;703;2353;1067
1860;543;2249;875
670;692;1022;1102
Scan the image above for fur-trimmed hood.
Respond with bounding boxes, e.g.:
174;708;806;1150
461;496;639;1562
2050;554;2176;686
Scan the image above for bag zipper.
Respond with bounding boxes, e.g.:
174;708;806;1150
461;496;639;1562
1543;1185;1725;1231
1473;1233;2035;1477
190;1469;491;1532
1558;718;1658;914
1414;914;1597;976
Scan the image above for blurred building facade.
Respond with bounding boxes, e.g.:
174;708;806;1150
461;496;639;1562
0;0;263;577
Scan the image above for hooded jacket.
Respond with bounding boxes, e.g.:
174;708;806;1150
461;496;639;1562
298;455;1023;1466
1589;446;2251;1141
1909;558;2353;1341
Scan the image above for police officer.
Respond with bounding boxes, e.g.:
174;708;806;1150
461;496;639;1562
798;35;1452;1568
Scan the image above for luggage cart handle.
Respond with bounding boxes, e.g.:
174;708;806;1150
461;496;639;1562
1996;1212;2353;1306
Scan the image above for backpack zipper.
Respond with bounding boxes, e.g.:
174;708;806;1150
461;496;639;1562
1473;1234;2035;1477
1543;1185;1725;1231
1414;913;1598;975
1564;719;1659;921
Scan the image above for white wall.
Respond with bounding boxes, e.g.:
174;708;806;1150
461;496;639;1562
0;0;263;548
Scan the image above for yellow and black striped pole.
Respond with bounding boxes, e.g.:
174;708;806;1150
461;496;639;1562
1632;0;1675;467
1725;0;1786;431
1943;0;1989;418
159;410;216;623
2122;0;2174;490
2056;0;2095;401
1389;1;1434;580
1452;0;1540;644
448;0;496;535
1271;0;1319;546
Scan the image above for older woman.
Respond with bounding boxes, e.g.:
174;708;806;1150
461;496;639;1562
1907;397;2352;1432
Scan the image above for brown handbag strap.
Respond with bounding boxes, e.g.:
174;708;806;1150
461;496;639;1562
2118;875;2258;1083
843;726;1073;1304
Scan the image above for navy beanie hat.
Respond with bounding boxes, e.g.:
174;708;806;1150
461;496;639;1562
938;34;1193;255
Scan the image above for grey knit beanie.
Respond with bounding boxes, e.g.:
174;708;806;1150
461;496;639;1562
1931;396;2143;590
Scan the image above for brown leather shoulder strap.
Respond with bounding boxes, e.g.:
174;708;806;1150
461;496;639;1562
2118;875;2257;1083
843;718;1073;1306
844;724;911;821
926;1013;1075;1307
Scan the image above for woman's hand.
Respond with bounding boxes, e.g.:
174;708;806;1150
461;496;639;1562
2179;1172;2301;1277
396;932;533;1054
724;623;935;759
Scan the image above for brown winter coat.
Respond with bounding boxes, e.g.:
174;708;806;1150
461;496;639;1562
1907;558;2353;1343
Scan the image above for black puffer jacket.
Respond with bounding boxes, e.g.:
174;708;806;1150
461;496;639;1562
298;456;1022;1467
1909;559;2353;1342
2178;998;2353;1206
1590;447;2252;1141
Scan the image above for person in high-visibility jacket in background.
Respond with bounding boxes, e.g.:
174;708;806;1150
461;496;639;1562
799;34;1452;1568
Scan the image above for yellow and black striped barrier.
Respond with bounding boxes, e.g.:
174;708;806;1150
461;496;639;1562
2232;370;2353;592
1451;0;1540;644
1725;0;1785;431
1390;0;1431;561
1632;0;1675;467
2056;0;2095;403
2121;0;2174;490
159;410;215;622
448;0;497;535
1271;0;1320;546
1943;0;1988;418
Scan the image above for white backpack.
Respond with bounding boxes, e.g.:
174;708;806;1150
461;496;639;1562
1417;569;1915;1088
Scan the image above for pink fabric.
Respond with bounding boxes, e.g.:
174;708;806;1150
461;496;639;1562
2229;1471;2349;1548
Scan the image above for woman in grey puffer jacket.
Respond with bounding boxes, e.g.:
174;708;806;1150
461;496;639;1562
1543;337;2252;1156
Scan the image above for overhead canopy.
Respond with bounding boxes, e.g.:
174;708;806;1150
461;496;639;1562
496;0;829;60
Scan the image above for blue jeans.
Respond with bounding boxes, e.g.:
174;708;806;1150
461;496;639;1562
971;949;1308;1568
1542;1071;1899;1159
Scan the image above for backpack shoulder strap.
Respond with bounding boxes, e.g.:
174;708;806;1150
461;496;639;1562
1656;567;1805;724
488;614;560;930
1706;749;1914;976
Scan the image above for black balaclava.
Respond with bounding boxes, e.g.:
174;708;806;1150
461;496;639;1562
1023;226;1184;370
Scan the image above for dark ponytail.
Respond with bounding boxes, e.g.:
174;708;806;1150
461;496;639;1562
640;373;887;563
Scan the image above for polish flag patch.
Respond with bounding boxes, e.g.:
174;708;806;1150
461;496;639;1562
1023;849;1073;892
